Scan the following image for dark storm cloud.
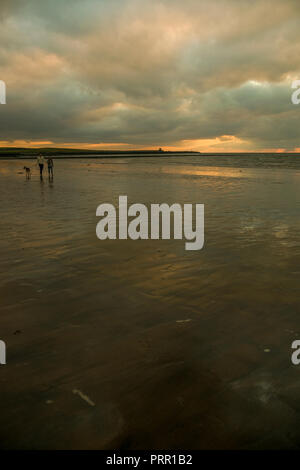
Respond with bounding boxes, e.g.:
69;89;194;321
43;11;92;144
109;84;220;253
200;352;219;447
0;0;300;150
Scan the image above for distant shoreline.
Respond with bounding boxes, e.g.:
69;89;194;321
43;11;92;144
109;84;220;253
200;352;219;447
0;148;300;159
0;148;198;159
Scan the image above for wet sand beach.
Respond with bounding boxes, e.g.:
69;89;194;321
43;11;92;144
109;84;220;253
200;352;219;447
0;155;300;449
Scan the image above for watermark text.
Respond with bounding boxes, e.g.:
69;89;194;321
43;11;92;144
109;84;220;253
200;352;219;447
96;196;204;251
291;80;300;104
0;340;6;365
291;340;300;365
0;80;6;104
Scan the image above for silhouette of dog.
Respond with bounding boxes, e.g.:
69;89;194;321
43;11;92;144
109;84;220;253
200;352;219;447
24;166;31;179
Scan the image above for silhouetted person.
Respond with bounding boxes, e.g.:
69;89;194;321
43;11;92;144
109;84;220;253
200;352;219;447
47;157;54;179
37;154;45;178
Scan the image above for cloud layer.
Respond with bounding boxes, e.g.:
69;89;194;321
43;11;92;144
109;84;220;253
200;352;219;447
0;0;300;151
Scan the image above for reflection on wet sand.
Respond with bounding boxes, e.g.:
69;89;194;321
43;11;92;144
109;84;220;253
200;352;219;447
161;165;249;178
0;157;300;449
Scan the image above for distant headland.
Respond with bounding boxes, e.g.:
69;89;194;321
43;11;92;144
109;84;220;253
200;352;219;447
0;147;201;159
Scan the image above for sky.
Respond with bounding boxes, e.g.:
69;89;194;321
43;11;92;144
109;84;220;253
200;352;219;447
0;0;300;152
